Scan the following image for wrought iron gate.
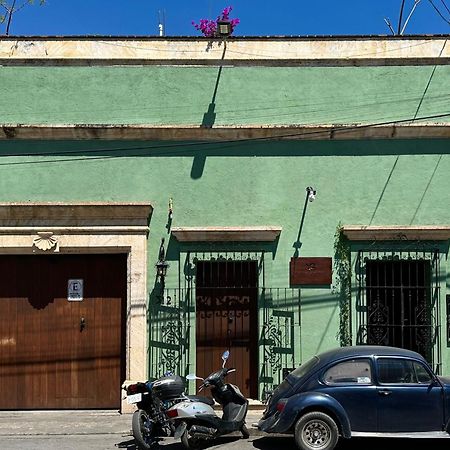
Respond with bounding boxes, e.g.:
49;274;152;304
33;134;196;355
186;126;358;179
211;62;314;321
356;248;441;372
148;250;302;398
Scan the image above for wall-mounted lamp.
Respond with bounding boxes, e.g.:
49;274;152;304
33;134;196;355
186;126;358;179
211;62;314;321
306;186;317;202
155;238;169;293
217;20;232;37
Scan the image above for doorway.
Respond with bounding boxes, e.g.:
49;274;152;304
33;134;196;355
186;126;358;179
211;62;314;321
0;254;126;409
195;260;258;398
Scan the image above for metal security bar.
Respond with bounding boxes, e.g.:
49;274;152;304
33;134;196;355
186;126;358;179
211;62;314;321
260;287;301;399
148;287;193;379
148;286;301;399
356;249;441;372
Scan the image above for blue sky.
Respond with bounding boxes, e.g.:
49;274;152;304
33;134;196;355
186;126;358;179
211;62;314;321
1;0;449;36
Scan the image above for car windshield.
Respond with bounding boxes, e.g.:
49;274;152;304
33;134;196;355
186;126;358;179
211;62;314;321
290;356;320;378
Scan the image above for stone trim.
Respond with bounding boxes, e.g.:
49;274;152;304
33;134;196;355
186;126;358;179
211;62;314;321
342;225;450;241
0;202;153;412
171;226;282;242
1;123;449;141
0;36;448;66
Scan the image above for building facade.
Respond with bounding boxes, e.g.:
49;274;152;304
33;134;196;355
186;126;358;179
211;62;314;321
0;35;449;410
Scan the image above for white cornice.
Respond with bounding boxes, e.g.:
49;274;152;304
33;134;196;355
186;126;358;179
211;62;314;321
342;225;450;241
0;36;448;65
171;226;282;242
0;202;153;228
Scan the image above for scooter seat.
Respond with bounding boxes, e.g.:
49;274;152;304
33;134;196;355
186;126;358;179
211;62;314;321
186;395;215;406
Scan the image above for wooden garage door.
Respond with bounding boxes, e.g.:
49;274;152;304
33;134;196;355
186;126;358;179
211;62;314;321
0;254;126;409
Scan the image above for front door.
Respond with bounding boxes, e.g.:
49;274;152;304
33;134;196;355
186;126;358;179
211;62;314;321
0;254;126;409
196;260;258;398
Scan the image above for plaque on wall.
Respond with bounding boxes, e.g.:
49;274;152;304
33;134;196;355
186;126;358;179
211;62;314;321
290;257;332;286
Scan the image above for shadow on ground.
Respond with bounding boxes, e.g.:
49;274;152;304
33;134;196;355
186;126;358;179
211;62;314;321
116;435;244;449
253;435;450;450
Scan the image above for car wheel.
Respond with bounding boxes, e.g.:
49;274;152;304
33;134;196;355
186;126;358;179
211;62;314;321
294;411;339;450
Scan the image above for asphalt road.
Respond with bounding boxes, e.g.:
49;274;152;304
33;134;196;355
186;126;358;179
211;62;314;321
2;434;450;450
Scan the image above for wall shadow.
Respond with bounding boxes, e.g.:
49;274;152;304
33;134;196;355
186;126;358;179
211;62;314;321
1;139;448;161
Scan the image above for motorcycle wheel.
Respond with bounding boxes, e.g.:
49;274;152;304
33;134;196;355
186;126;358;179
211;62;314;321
132;409;156;450
181;425;204;450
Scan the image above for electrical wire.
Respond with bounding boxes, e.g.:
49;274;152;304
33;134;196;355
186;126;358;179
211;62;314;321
440;0;450;14
428;0;450;24
0;112;448;167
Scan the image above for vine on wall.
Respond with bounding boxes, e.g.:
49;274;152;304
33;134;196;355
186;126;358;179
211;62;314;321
333;223;352;346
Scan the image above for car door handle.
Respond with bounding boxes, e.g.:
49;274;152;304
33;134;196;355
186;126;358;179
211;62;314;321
378;389;392;396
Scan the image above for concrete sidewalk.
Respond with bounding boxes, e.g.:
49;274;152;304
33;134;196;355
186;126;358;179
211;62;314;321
0;409;265;436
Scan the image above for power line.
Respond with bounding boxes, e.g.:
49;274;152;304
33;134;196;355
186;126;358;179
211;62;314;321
440;0;450;14
413;38;448;119
0;112;448;167
428;0;450;24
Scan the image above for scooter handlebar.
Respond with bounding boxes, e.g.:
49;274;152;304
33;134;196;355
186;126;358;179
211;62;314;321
197;367;237;391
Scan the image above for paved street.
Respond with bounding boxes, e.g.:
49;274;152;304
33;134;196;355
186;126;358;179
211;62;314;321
2;433;450;450
0;411;449;450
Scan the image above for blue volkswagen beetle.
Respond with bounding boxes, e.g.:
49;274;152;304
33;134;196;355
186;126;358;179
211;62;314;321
258;346;450;450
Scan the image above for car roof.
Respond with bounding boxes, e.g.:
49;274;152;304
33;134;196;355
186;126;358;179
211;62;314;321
314;345;425;368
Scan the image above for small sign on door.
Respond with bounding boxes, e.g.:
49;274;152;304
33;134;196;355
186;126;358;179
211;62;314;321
68;279;84;301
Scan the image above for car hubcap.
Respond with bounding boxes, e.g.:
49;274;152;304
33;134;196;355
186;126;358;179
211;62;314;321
303;420;331;449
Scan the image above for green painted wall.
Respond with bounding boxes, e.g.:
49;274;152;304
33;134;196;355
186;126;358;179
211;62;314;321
1;65;449;125
0;138;449;386
0;61;449;391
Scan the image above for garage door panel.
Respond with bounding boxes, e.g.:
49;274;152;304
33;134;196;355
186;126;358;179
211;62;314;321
0;254;126;409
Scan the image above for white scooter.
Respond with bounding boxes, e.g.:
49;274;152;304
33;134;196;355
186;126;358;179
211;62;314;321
166;351;249;449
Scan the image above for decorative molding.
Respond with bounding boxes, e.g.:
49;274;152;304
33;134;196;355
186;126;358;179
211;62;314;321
0;36;448;66
32;231;59;252
342;225;450;241
0;201;152;412
0;123;449;141
171;226;282;242
0;202;153;228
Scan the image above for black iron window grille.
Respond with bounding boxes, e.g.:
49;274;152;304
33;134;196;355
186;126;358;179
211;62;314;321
356;249;441;373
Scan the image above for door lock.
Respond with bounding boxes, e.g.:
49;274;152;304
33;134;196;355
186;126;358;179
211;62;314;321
80;317;86;332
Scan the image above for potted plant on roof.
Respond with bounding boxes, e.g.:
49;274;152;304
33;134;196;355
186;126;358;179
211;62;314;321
192;6;240;38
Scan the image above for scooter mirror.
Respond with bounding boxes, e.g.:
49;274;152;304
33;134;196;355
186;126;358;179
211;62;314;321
186;374;204;381
221;350;230;367
186;374;198;380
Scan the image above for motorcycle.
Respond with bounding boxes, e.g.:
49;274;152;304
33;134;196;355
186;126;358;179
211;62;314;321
167;350;250;449
124;372;216;449
123;372;184;449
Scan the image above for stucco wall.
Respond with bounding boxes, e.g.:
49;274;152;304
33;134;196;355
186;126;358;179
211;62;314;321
0;139;448;374
0;37;449;387
1;65;449;126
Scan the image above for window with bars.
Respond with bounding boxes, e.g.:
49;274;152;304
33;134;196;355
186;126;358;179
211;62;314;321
356;249;441;371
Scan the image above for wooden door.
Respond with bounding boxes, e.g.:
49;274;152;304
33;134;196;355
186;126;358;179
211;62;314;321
196;260;258;399
0;254;126;409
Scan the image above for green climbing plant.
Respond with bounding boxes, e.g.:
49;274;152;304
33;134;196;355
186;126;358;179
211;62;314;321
333;223;352;346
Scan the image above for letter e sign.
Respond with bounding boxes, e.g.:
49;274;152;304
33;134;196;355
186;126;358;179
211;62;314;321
68;279;84;301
